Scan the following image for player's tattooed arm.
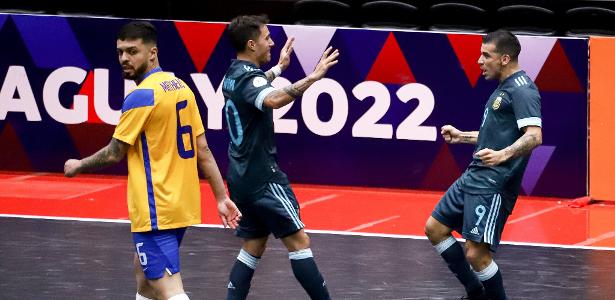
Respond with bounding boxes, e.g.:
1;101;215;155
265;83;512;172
475;126;542;166
441;125;478;144
264;69;276;82
64;138;128;177
503;126;542;159
264;65;283;82
460;131;479;144
263;75;318;108
79;138;129;170
283;79;313;98
263;77;314;109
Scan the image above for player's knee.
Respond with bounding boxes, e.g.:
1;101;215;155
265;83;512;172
134;267;151;295
136;279;149;293
465;243;491;270
424;217;447;242
465;247;479;265
135;279;156;300
283;230;310;252
242;236;269;257
301;231;311;246
292;233;310;250
424;222;433;238
244;244;266;257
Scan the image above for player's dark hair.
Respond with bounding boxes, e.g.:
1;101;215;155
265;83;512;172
117;21;157;45
228;15;269;52
483;29;520;61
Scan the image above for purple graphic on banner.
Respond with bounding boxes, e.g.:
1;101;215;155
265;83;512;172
0;15;7;31
12;15;89;69
282;25;336;76
522;146;556;195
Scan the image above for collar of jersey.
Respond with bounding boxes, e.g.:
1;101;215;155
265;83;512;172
140;67;163;82
499;70;525;88
233;59;258;68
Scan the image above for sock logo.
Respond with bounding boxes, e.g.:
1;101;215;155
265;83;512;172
227;282;235;289
470;227;480;235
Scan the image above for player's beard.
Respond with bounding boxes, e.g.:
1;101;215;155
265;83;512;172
259;50;271;66
123;62;148;80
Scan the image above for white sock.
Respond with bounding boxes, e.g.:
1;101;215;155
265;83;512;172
474;260;499;282
136;293;153;300
168;293;190;300
289;248;313;260
433;236;456;255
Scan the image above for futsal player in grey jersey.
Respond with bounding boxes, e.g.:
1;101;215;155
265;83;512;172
222;15;339;300
425;30;542;300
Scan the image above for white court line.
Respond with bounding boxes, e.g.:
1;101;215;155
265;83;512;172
61;183;123;200
575;231;615;246
6;172;48;181
506;205;562;225
0;214;131;223
300;194;338;208
347;215;400;231
2;214;615;251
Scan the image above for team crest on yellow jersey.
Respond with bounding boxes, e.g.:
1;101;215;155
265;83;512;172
492;97;502;110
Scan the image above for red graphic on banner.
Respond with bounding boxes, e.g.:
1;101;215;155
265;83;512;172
0;124;33;171
175;21;226;72
66;123;115;158
535;41;582;93
366;32;415;84
420;143;462;190
77;71;103;124
447;33;483;88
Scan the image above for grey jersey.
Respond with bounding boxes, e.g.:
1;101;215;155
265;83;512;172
223;60;289;202
458;70;542;212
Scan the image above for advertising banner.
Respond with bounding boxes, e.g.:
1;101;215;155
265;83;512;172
0;14;588;197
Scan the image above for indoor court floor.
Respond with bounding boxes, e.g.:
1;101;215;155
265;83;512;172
1;171;615;299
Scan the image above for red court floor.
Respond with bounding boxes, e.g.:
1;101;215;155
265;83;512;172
1;171;614;249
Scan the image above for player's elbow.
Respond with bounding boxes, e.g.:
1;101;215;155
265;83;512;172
197;146;212;166
263;97;283;109
197;154;208;168
108;154;122;165
533;131;543;146
525;127;542;147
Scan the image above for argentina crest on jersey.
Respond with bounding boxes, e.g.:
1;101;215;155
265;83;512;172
492;97;502;110
492;92;504;110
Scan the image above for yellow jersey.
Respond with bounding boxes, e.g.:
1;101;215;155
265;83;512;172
113;68;204;232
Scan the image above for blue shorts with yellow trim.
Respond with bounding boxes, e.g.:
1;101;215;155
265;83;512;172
432;182;511;252
235;182;305;239
132;227;186;280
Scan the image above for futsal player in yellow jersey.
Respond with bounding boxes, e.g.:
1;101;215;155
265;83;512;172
64;21;241;300
114;68;203;233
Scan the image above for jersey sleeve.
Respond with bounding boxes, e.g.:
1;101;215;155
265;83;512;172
188;90;205;137
511;87;542;129
112;88;155;145
238;70;277;111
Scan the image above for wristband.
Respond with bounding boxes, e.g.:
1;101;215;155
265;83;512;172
271;65;282;77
